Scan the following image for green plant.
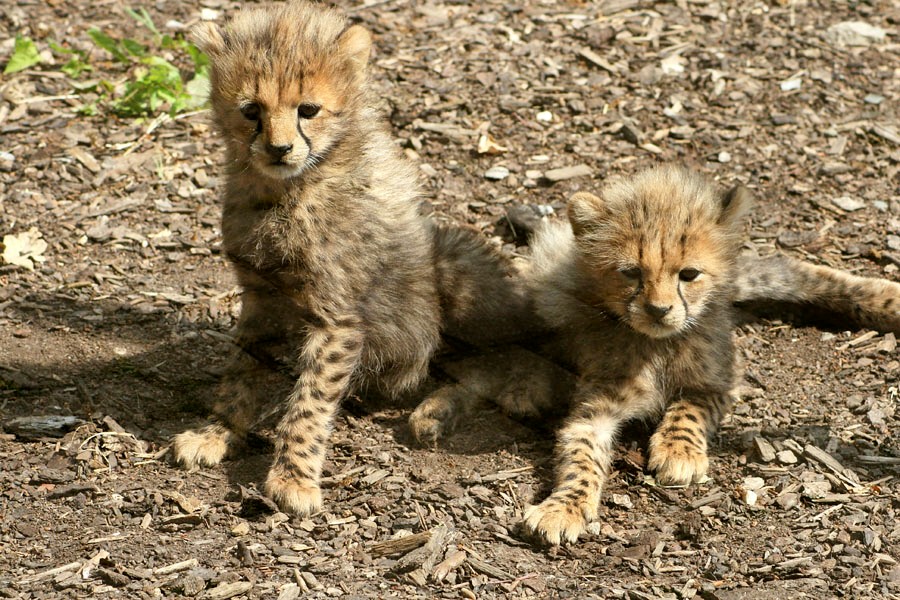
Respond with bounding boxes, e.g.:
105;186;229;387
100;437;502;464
48;42;92;77
74;7;209;118
4;36;41;75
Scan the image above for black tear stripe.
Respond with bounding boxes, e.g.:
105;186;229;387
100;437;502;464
676;281;689;316
298;122;312;150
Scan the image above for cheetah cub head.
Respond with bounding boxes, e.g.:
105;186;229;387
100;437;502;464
194;2;372;179
569;165;751;338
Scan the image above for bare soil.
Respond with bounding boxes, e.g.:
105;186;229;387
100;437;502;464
1;1;899;598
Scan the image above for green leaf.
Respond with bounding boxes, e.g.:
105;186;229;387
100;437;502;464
4;36;42;75
62;57;92;77
126;7;159;36
88;28;129;63
185;43;209;72
121;38;147;58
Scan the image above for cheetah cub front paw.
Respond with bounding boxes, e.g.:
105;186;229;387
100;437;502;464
264;466;323;515
647;431;709;486
523;495;593;545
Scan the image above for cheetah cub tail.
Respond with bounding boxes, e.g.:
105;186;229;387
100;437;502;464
734;255;900;334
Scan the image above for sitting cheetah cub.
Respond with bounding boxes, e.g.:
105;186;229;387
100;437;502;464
522;165;899;544
171;2;531;514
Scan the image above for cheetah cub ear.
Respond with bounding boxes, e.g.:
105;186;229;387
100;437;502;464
567;191;605;238
192;22;227;57
338;25;373;74
717;185;753;230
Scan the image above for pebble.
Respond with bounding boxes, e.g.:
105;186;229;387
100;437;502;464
801;481;831;499
717;151;732;163
776;450;798;465
484;166;510;181
609;493;633;509
0;151;14;171
536;111;554;123
419;163;438;177
824;21;886;47
742;477;765;491
776;492;800;510
754;437;777;462
832;196;865;212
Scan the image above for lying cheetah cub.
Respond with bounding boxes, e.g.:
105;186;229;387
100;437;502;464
523;165;900;545
171;2;531;514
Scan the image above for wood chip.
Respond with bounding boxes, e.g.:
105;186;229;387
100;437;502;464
466;555;514;580
432;550;467;582
578;48;619;73
67;146;101;174
369;529;432;558
199;581;254;600
543;164;593;182
152;558;199;576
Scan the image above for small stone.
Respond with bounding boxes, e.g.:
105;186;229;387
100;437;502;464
771;114;796;126
543;164;592;182
717;151;732;163
753;437;777;462
775;492;800;510
200;8;220;21
524;169;543;180
818;162;853;176
609;493;633;509
742;489;758;506
742;477;765;491
231;522;250;536
832;196;865;212
776;450;798;464
877;333;897;353
536;111;554;123
823;21;886;47
484;166;510;181
801;481;831;499
864;94;885;105
669;125;695;139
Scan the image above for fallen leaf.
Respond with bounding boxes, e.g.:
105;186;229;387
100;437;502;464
2;227;48;270
477;133;508;155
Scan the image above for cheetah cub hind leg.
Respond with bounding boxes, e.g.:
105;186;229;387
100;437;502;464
171;423;237;469
409;347;569;444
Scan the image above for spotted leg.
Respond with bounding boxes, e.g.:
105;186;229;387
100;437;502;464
264;317;363;515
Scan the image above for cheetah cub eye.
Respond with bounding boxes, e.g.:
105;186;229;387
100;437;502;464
679;268;701;282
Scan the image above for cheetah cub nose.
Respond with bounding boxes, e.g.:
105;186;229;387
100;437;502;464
646;304;672;319
267;143;293;158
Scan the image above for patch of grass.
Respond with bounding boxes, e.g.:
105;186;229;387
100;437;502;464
51;7;209;118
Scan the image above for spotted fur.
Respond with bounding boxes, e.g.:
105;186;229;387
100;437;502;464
171;1;532;514
522;166;757;544
521;165;900;544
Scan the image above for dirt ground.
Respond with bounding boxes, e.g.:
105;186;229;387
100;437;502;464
1;0;899;598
